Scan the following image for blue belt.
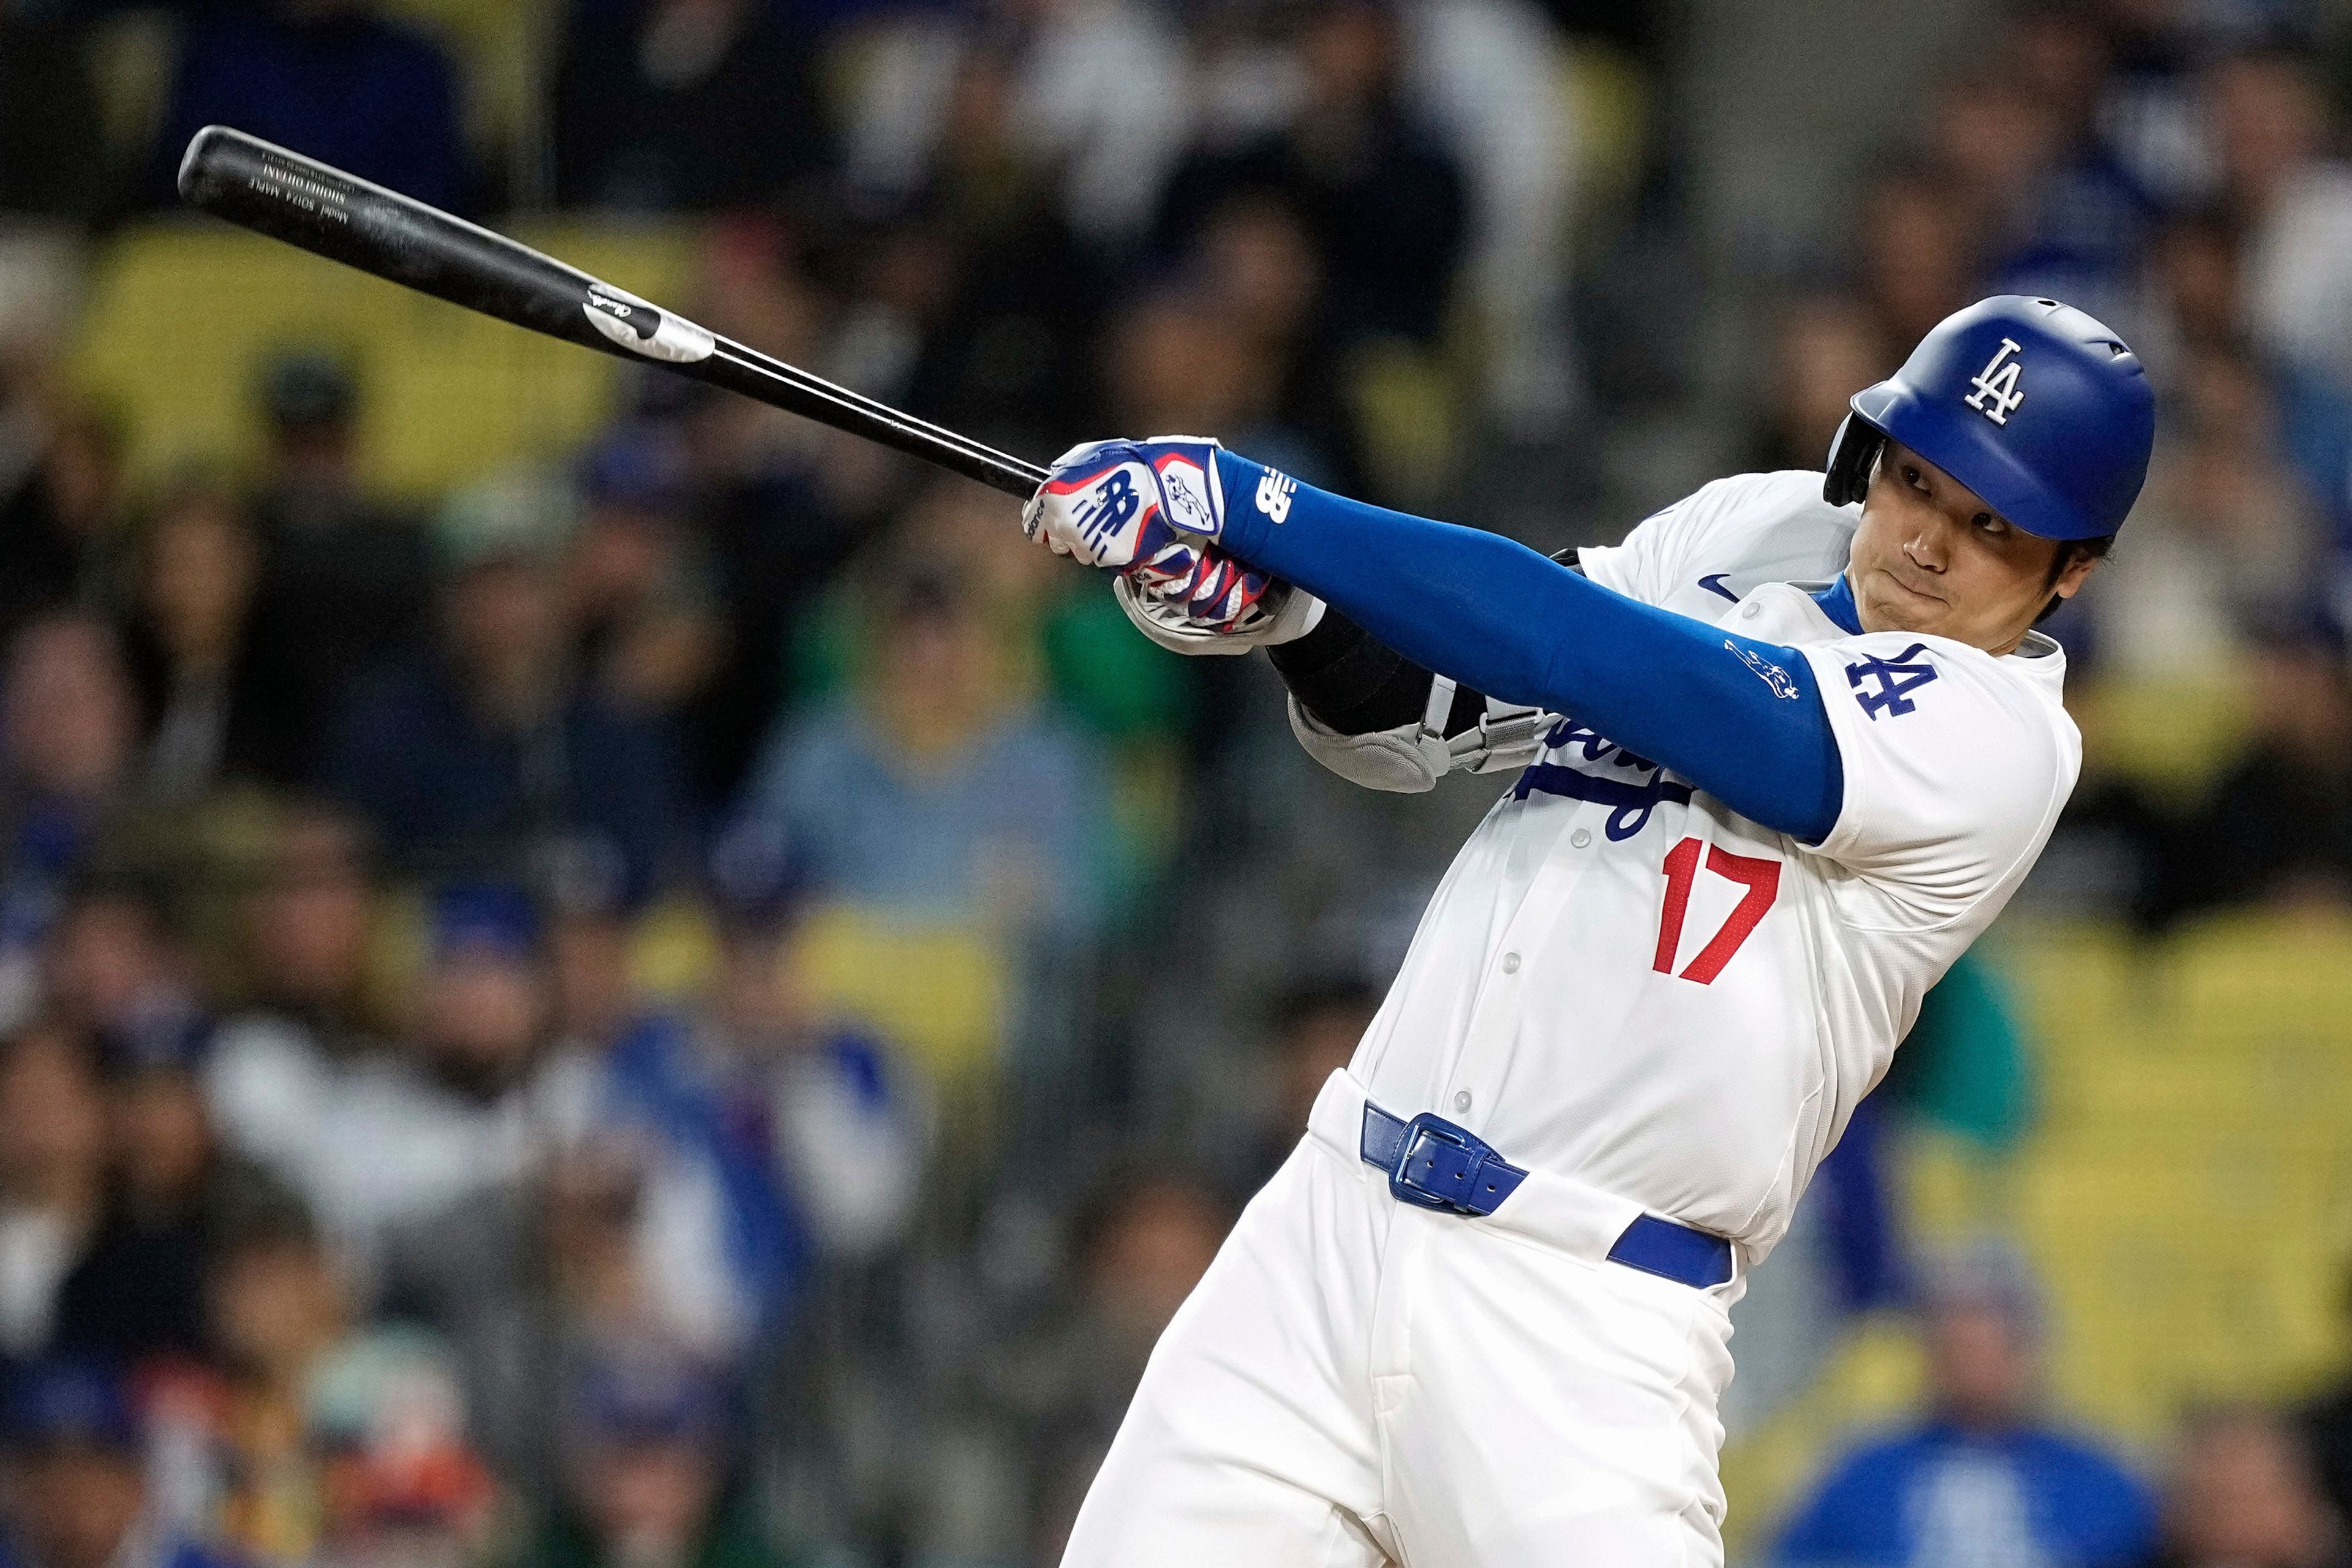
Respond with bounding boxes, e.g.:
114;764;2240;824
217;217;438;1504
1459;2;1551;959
1360;1104;1734;1291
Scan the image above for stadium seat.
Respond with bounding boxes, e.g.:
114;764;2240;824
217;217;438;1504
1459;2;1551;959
1990;913;2352;1434
1763;908;2352;1526
74;218;699;497
2068;671;2252;803
1344;337;1468;508
1561;37;1649;246
788;902;1008;1092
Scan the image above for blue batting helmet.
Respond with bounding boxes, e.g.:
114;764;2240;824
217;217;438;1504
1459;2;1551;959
1823;296;2156;541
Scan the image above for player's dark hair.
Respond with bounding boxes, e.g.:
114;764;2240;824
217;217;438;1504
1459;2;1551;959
2034;534;2114;624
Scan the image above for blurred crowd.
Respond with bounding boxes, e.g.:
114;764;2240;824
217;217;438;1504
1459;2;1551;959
2;0;2352;1564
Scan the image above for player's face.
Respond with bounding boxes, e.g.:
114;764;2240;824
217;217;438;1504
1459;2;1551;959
1848;441;2098;655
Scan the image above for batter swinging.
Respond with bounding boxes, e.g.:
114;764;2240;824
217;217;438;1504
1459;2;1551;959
1021;296;2155;1567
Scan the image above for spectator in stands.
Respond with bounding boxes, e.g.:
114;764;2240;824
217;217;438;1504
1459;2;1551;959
1923;69;2065;274
0;1028;105;1366
1771;1245;2157;1568
120;480;287;801
211;801;383;1062
318;469;690;887
143;0;466;213
378;892;780;1473
1153;0;1468;349
529;831;814;1363
243;351;431;785
1752;294;1891;473
1186;195;1360;486
1932;18;2156;323
1396;0;1581;431
2152;1406;2348;1568
737;559;1109;949
541;841;640;1063
2133;209;2352;568
1229;978;1377;1200
0;1358;239;1568
1102;281;1339;495
52;1015;289;1368
2087;341;2318;678
0;9;105;221
533;939;800;1358
843;50;1114;452
201;1187;363;1567
655;222;878;800
2142;208;2247;369
700;821;919;1264
982;1166;1232;1566
2205;47;2352;399
839;0;1188;249
0;399;119;644
382;1134;701;1502
41;880;203;1053
301;1329;500;1568
1856;162;1977;356
567;429;721;728
209;884;560;1280
0;614;140;1029
507;1340;797;1568
2173;616;2352;916
551;0;831;213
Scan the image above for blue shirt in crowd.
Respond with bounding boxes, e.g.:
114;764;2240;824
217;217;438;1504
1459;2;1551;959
739;699;1108;944
318;649;691;889
1773;1420;2159;1568
0;1530;243;1568
145;1;466;212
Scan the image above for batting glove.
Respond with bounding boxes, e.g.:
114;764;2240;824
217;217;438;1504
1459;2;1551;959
1021;437;1228;570
1115;542;1325;649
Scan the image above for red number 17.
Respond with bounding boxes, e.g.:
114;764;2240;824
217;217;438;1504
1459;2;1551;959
1653;838;1781;984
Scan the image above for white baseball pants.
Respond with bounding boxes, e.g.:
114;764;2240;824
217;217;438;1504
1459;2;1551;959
1060;1070;1744;1568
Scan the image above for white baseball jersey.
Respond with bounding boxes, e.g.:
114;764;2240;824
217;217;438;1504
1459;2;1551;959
1344;468;2080;1262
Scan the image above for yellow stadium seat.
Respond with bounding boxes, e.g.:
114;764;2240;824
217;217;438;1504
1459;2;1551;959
74;217;700;499
629;894;721;1002
1561;39;1649;246
1978;917;2142;1038
2069;670;2252;804
1977;910;2352;1436
1804;914;2352;1459
788;903;1009;1092
1344;337;1467;510
2166;910;2352;1047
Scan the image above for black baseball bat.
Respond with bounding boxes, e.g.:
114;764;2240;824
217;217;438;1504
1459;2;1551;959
175;126;1049;499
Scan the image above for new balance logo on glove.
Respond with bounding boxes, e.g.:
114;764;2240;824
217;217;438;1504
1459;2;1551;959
1256;469;1297;524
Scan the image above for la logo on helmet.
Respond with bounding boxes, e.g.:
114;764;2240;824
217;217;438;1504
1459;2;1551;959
1964;337;2026;426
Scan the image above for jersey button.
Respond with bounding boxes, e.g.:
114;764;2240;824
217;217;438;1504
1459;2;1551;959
1501;952;1521;974
1452;1090;1472;1113
1570;828;1591;848
1741;601;1760;619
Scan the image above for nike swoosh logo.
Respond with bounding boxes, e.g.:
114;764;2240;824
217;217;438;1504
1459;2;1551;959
1697;573;1738;601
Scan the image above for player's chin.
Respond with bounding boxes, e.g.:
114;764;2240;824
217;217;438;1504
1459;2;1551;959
1861;581;1950;638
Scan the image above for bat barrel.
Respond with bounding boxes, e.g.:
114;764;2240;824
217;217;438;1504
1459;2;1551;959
177;126;612;354
176;127;1050;498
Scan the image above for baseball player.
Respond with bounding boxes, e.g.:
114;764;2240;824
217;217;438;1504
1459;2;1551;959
1019;296;2155;1567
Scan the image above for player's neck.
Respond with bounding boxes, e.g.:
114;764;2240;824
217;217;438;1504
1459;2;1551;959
1842;573;2037;658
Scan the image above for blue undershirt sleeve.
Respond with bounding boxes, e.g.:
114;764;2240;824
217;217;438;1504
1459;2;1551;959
1214;451;1845;843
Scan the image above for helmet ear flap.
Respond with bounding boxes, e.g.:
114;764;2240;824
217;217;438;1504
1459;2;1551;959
1822;413;1883;508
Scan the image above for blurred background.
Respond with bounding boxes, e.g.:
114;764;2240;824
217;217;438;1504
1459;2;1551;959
2;0;2352;1564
